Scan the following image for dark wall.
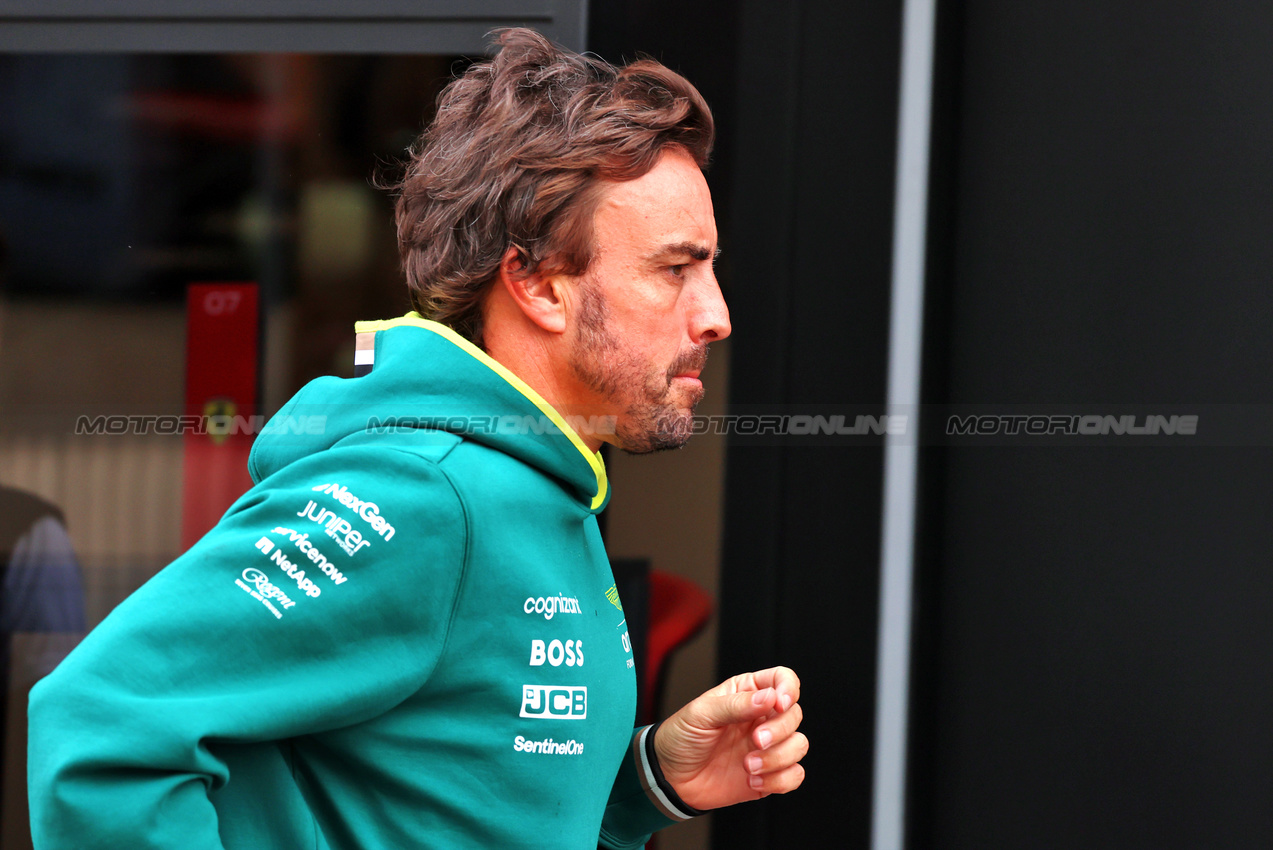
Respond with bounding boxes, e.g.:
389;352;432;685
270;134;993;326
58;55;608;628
713;2;902;848
593;2;905;847
596;2;906;846
910;3;1273;848
588;0;741;242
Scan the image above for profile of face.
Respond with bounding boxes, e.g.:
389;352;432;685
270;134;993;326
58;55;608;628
567;148;731;454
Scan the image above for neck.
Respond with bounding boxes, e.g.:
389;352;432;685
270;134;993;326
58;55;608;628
481;296;606;453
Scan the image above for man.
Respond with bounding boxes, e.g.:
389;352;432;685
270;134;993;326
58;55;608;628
28;29;806;849
0;485;84;806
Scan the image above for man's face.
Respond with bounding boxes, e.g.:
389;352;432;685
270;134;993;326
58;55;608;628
568;147;731;454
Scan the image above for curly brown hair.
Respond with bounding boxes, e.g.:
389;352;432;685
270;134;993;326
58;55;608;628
391;28;715;346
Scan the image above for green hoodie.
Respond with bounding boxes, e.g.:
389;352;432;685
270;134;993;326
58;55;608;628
29;315;689;849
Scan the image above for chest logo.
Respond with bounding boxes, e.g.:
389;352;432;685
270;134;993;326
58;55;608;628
520;685;587;720
529;639;584;667
524;594;582;619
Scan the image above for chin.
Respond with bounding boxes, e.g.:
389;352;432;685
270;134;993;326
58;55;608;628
615;406;696;455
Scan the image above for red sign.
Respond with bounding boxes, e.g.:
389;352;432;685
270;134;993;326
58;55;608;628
181;283;259;551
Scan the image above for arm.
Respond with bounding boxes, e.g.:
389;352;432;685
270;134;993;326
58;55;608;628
598;667;807;848
3;515;87;678
2;514;86;634
27;448;467;850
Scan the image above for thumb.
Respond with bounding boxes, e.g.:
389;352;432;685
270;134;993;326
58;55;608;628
689;686;778;730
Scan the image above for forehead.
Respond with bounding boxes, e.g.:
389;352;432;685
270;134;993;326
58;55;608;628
591;148;716;255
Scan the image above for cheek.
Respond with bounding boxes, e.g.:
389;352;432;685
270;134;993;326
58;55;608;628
642;335;684;374
604;298;690;368
636;307;690;346
613;317;675;358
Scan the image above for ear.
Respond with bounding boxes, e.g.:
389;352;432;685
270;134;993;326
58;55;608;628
496;245;569;335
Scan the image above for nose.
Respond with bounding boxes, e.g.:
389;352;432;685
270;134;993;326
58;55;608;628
692;272;732;344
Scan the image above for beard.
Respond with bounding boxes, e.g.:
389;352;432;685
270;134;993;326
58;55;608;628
569;282;708;454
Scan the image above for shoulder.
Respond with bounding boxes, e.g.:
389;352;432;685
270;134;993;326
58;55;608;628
0;487;65;552
250;438;467;516
222;441;472;582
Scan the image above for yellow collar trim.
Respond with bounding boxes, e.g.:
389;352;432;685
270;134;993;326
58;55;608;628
353;314;609;511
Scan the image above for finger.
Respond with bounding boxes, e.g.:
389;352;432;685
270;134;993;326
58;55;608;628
699;686;781;730
746;730;809;777
746;762;806;796
745;666;801;712
753;702;803;750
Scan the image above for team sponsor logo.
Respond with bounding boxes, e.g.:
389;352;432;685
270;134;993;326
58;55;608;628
513;736;585;756
270;527;348;585
256;537;321;598
241;567;295;607
523;594;581;620
618;620;634;669
519;685;587;720
297;501;372;557
235;566;295;618
310;482;396;541
529;639;584;667
604;585;622;611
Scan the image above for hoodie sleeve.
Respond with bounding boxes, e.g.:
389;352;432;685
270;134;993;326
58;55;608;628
27;445;469;850
598;724;701;849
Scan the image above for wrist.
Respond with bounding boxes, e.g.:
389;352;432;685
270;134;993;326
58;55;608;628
636;721;706;821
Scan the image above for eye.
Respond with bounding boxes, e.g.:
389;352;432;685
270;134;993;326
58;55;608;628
669;264;688;278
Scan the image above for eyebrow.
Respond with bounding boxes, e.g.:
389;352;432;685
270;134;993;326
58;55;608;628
651;242;721;263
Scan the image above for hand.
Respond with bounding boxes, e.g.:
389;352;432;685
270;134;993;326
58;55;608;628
652;666;807;811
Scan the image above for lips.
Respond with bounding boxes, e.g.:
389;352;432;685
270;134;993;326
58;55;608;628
668;346;709;382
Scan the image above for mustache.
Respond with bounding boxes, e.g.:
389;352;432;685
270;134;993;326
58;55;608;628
667;345;710;381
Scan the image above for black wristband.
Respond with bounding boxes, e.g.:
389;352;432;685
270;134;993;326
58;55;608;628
637;721;706;821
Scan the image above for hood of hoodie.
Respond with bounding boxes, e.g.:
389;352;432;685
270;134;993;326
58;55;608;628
248;314;609;513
